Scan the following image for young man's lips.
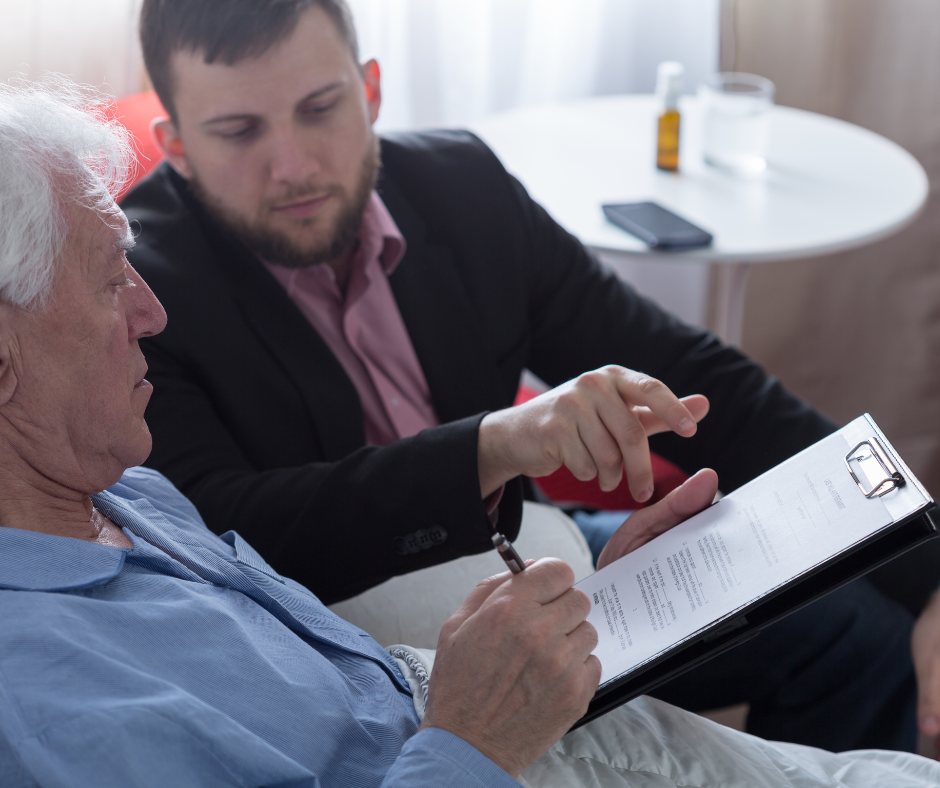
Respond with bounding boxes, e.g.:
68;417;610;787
271;194;331;219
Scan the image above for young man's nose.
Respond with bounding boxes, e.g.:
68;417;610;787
268;127;323;183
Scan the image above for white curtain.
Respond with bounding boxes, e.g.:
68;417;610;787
1;0;719;114
0;0;145;97
349;0;720;132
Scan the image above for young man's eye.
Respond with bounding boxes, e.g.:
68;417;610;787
301;101;337;118
217;123;259;140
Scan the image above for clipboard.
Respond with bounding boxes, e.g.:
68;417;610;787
572;415;937;730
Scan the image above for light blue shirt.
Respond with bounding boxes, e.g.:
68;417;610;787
0;467;519;788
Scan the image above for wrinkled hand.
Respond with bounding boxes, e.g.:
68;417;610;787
597;468;719;570
912;589;940;748
420;558;600;777
478;365;709;502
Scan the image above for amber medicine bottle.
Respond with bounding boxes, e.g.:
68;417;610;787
656;61;683;171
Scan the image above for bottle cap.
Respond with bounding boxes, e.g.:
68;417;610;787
656;61;684;109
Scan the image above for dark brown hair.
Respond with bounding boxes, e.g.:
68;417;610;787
139;0;360;123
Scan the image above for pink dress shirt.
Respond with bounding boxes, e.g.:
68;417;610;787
264;192;439;447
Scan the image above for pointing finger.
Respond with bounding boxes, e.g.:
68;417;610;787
633;394;710;437
613;370;699;437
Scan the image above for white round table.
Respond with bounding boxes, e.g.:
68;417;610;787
470;95;928;345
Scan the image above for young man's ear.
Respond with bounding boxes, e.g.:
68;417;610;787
362;59;382;124
151;118;193;179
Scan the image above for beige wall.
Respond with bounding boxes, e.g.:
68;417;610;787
729;0;940;496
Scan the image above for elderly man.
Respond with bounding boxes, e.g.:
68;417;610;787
0;77;939;787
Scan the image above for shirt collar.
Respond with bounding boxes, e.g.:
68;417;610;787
0;523;126;592
362;190;407;275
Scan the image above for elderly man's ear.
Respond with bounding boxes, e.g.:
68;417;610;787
0;326;19;407
151;119;192;180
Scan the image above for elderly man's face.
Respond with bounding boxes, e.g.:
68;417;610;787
156;4;381;269
0;198;167;494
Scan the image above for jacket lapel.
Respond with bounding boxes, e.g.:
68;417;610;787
173;172;366;459
239;294;366;458
380;178;507;424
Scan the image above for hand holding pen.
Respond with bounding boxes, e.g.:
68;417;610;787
420;555;598;777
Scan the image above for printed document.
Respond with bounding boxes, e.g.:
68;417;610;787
578;426;911;687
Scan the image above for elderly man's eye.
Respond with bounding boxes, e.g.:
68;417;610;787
109;273;133;288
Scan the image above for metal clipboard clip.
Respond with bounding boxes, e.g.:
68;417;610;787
845;437;907;498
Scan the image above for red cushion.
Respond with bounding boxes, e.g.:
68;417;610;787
513;384;689;509
109;90;167;198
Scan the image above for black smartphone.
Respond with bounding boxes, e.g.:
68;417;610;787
602;201;713;250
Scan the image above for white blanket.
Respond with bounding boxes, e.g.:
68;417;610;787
389;645;940;788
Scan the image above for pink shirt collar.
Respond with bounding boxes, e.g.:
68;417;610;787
263;191;439;447
360;190;406;276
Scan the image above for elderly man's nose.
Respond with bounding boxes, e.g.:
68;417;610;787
147;294;169;337
269;130;321;182
127;268;167;339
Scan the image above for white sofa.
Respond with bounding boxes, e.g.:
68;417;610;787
329;502;596;648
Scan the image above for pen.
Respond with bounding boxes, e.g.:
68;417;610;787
492;531;526;574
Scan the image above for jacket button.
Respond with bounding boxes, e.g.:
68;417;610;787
394;527;447;555
393;536;406;555
415;529;432;550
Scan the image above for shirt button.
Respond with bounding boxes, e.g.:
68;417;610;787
390;396;400;408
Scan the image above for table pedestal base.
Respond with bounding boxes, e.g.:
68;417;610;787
592;251;751;348
710;262;751;348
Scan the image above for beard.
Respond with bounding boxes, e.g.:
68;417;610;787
189;134;380;269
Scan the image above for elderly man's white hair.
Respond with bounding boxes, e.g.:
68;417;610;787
0;76;134;308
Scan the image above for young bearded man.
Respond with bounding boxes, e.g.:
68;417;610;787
123;0;926;752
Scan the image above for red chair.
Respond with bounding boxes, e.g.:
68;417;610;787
110;90;167;198
513;383;688;509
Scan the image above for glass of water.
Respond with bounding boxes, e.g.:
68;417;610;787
700;73;775;174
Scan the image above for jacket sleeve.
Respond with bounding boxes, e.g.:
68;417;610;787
498;166;837;493
141;335;522;605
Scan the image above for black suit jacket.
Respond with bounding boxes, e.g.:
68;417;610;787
123;130;835;604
